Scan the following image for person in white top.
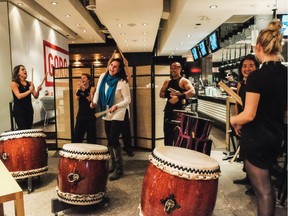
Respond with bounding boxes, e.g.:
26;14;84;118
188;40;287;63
91;58;131;181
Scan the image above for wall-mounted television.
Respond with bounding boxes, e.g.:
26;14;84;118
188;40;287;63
198;40;209;57
191;47;200;61
280;14;288;38
209;31;221;52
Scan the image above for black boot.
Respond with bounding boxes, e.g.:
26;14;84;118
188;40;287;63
109;146;123;181
109;163;123;181
108;147;116;173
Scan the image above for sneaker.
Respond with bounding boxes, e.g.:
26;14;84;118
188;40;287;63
233;177;250;185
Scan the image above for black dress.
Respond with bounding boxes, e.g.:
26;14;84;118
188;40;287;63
73;86;96;144
239;61;287;169
12;81;33;129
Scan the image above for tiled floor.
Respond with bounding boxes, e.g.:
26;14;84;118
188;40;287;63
2;126;287;216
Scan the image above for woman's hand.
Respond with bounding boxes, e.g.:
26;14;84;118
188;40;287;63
230;116;242;136
109;105;118;112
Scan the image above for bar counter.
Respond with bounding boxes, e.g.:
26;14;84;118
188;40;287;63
197;95;227;128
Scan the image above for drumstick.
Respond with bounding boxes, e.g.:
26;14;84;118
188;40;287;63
39;72;49;88
107;50;117;70
31;68;34;83
218;81;242;106
117;45;131;80
230;146;240;163
95;109;110;118
168;87;177;92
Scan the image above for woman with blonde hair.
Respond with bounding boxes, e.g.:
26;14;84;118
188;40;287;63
230;19;287;215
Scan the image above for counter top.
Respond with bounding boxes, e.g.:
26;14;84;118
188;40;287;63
198;95;226;105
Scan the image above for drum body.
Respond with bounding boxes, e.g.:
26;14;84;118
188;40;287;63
0;129;48;179
57;143;110;205
140;146;221;216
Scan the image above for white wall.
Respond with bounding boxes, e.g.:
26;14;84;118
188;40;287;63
0;2;12;133
0;2;69;134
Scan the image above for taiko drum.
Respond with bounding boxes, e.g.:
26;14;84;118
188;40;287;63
140;146;221;216
0;129;48;179
57;143;110;205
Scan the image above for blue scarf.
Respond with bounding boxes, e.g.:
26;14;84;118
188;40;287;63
99;73;119;111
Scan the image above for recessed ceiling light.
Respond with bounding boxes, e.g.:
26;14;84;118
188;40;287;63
143;23;148;26
120;33;125;35
117;24;123;27
143;32;147;35
209;5;217;9
17;3;24;6
65;14;71;17
51;2;57;5
83;30;87;33
186;34;191;37
76;24;80;27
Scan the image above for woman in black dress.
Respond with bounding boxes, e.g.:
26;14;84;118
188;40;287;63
11;65;42;129
73;73;96;144
230;20;287;215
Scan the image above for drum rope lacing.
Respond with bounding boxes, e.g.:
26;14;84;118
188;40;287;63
0;130;46;141
150;152;221;180
11;166;48;179
59;149;110;160
56;187;106;205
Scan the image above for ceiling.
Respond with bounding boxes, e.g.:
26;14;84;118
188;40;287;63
5;0;288;62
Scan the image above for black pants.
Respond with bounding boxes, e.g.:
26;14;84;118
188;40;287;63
163;118;176;146
73;118;96;144
105;120;124;148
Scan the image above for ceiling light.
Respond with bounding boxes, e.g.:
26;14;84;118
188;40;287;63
120;33;125;35
143;32;147;35
143;23;148;26
117;24;123;27
86;0;96;10
186;34;191;37
17;3;23;6
83;30;87;33
209;5;217;9
51;2;57;5
65;14;71;17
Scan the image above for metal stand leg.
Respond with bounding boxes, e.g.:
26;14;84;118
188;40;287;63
27;177;33;193
222;128;238;160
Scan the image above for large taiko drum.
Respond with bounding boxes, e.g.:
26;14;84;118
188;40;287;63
140;146;221;216
0;129;48;179
57;143;110;205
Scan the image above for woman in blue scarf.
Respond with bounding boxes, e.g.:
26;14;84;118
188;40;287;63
91;58;131;180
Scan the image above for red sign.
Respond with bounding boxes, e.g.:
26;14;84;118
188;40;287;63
43;40;69;86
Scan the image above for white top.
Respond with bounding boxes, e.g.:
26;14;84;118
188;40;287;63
93;72;131;121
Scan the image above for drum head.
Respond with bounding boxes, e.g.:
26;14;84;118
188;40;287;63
60;143;110;160
150;146;220;180
0;129;45;141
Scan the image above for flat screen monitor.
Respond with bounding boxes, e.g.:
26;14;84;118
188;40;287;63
191;47;200;61
198;40;209;57
209;31;221;52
